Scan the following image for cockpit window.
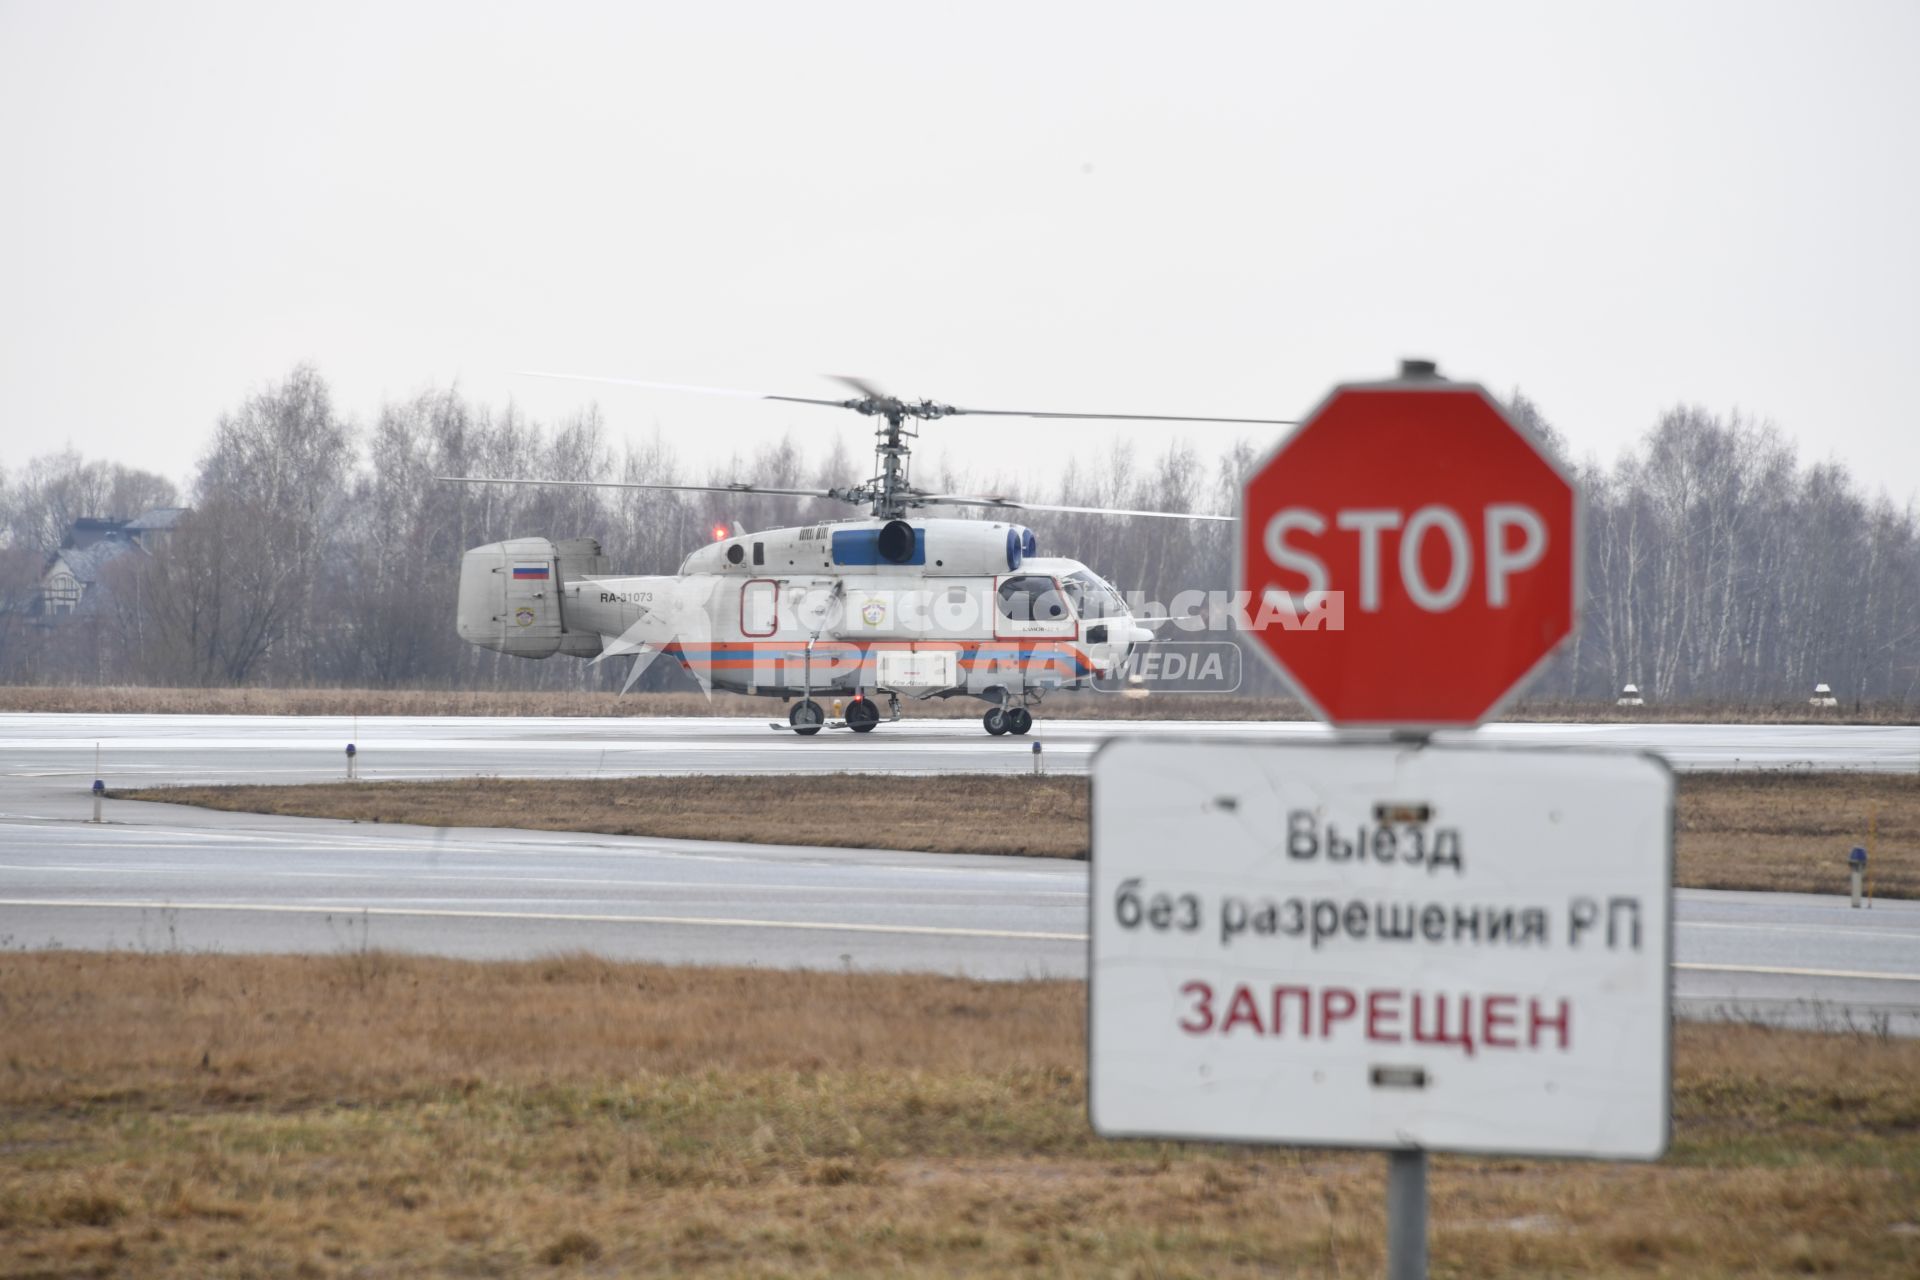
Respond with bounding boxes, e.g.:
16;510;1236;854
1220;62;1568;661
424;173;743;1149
998;574;1069;622
1064;570;1126;620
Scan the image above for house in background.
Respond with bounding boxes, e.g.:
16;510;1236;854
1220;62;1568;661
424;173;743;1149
122;506;188;550
59;517;129;551
39;507;190;616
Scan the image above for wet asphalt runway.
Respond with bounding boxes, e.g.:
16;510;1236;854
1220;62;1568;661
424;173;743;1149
0;713;1914;1034
4;712;1916;784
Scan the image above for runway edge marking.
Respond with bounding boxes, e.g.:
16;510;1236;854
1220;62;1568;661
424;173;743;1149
0;898;1086;943
4;902;1918;979
1674;960;1920;983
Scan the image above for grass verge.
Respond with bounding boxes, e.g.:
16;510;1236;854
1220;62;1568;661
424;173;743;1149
123;770;1920;895
1678;771;1920;897
0;952;1913;1278
123;775;1090;859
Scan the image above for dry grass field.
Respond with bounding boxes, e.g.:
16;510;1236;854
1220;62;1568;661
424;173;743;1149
1677;772;1920;898
126;775;1090;859
0;952;1913;1278
4;683;1914;723
127;770;1920;896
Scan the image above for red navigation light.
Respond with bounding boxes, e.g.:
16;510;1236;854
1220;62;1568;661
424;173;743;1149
711;524;729;542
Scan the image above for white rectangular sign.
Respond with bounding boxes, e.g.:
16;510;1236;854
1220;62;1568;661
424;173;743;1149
1089;739;1673;1160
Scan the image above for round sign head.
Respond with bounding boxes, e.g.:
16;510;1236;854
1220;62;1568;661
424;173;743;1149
1236;376;1579;727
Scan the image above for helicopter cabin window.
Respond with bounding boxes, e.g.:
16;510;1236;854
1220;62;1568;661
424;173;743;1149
997;575;1069;623
1062;570;1125;620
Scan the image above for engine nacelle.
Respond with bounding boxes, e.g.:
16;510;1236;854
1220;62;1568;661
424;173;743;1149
680;517;1035;578
919;521;1035;575
457;536;607;658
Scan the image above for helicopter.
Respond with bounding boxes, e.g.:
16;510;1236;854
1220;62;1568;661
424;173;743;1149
445;375;1291;736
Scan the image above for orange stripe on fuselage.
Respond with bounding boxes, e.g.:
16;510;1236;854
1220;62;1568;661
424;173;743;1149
664;639;1091;674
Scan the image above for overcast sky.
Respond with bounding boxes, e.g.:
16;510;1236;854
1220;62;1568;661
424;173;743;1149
3;1;1916;508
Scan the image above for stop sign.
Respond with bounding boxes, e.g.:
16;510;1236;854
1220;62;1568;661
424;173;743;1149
1237;372;1578;727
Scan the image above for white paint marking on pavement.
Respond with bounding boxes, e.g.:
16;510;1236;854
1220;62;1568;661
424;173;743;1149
1675;961;1920;983
1678;920;1918;942
0;862;1084;897
6;822;1087;882
2;901;1915;980
0;898;1088;943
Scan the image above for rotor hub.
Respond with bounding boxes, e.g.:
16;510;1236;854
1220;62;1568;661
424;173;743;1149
843;397;957;422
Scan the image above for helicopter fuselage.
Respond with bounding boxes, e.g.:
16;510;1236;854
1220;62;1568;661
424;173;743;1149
456;517;1150;718
443;371;1276;734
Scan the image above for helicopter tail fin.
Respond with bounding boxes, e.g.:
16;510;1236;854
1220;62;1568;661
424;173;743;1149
456;536;607;659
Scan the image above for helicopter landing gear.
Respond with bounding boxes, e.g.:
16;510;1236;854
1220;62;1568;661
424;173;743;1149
846;696;880;733
789;700;824;736
983;690;1033;736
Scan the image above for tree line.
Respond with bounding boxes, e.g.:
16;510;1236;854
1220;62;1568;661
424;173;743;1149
1;366;1915;703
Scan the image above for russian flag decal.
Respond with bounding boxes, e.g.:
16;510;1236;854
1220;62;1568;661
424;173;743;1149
512;563;550;580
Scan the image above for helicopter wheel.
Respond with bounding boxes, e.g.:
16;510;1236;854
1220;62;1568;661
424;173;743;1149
846;698;880;733
1006;707;1033;736
789;700;824;736
983;706;1010;736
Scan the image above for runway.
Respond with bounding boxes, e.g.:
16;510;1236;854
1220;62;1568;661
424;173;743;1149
2;798;1916;1035
1;712;1915;1034
3;711;1917;786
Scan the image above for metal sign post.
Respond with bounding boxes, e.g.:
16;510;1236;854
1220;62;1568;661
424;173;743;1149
1386;1150;1427;1279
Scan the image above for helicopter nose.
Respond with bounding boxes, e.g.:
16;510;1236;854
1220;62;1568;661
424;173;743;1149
1111;619;1156;697
1111;613;1156;648
1089;617;1154;675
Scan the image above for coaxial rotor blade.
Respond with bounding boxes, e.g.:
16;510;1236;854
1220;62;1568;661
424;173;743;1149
520;371;851;410
910;493;1234;522
435;475;852;502
826;374;891;400
522;370;1291;424
948;407;1295;425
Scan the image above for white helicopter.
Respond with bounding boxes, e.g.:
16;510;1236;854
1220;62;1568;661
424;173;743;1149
446;375;1289;736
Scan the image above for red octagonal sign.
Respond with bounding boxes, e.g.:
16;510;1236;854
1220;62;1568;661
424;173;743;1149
1237;374;1579;727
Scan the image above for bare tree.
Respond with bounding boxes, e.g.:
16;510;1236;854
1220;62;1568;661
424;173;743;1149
0;546;46;681
2;451;177;552
14;368;1920;706
131;365;357;684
